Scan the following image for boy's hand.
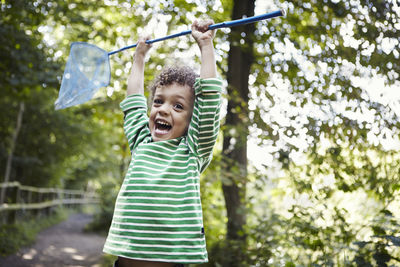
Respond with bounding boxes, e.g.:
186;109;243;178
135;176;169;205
135;35;152;58
191;19;215;49
127;35;151;96
191;19;216;79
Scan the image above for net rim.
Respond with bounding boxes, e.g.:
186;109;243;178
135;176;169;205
70;41;109;55
55;42;111;109
69;41;111;88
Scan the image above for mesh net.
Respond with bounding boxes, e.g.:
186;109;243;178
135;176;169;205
55;42;111;110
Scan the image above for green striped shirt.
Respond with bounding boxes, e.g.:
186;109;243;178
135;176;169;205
103;78;222;264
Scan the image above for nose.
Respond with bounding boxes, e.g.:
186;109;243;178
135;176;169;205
157;103;170;116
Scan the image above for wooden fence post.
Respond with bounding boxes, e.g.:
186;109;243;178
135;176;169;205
0;182;100;224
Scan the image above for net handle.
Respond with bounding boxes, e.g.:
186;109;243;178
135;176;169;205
108;9;285;56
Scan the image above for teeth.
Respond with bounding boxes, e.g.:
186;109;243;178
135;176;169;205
156;119;171;127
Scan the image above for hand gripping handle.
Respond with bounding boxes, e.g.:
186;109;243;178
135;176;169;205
108;9;285;56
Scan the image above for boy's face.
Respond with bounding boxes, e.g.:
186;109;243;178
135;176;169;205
149;83;194;142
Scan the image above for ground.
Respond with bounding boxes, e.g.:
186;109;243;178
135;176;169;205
0;213;106;267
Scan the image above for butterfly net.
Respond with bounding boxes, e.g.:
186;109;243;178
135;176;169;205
54;42;111;110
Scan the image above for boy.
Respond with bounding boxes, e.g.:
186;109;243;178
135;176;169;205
103;19;222;267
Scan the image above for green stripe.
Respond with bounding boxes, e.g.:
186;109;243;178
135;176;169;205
107;235;204;246
117;198;201;206
125;170;198;177
104;246;207;262
119;192;199;199
107;242;205;253
126;167;198;176
112;223;200;232
137;150;189;161
133;156;192;167
122;179;197;186
112;217;202;225
124;186;196;193
115;204;201;212
110;229;202;239
114;210;201;218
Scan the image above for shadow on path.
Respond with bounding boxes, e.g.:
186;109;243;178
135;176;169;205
0;213;106;267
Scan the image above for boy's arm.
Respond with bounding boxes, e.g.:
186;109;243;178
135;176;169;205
191;20;216;78
127;36;152;96
187;19;221;167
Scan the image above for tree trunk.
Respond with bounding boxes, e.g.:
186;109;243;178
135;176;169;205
221;0;255;266
0;102;25;205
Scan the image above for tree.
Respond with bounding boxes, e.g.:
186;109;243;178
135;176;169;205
3;0;399;265
244;0;400;265
220;0;255;266
0;0;128;190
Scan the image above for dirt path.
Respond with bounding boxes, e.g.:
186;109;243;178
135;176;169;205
0;213;106;267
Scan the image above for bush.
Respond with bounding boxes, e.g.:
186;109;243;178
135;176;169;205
0;208;68;256
85;181;120;234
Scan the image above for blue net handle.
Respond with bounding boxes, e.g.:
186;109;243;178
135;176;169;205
108;9;285;56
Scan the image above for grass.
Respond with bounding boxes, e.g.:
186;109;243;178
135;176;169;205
100;253;117;267
0;207;70;257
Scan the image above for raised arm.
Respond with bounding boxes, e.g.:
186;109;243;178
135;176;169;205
191;20;216;79
127;36;152;96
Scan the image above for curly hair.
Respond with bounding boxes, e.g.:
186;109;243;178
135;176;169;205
150;66;199;99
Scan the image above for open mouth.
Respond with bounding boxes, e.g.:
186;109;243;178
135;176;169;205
155;119;172;134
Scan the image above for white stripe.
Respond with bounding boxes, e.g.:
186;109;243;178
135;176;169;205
197;117;217;123
108;232;204;242
136;149;190;161
198;98;220;104
124;183;195;189
124;112;146;126
107;239;205;248
112;221;203;228
115;208;200;214
127;168;198;177
199;133;218;147
126;123;148;143
198;130;218;140
110;226;199;235
125;123;146;136
132;159;196;169
198;138;217;147
104;244;205;256
198;151;213;159
199;129;218;135
104;244;206;256
117;195;199;201
125;106;146;111
200;110;220;116
187;134;196;148
116;202;200;208
147;142;179;152
125;111;144;122
122;97;146;105
138;147;180;156
113;215;202;221
126;177;198;183
189;125;199;135
122;190;198;195
191;111;199;121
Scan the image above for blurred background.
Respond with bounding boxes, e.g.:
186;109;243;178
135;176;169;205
0;0;399;266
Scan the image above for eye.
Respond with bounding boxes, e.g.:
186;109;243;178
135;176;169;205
174;103;184;110
153;98;163;105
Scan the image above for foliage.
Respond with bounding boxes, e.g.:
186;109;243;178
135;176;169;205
1;0;400;266
85;179;122;234
0;208;68;257
100;253;118;267
0;0;127;191
243;0;400;265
